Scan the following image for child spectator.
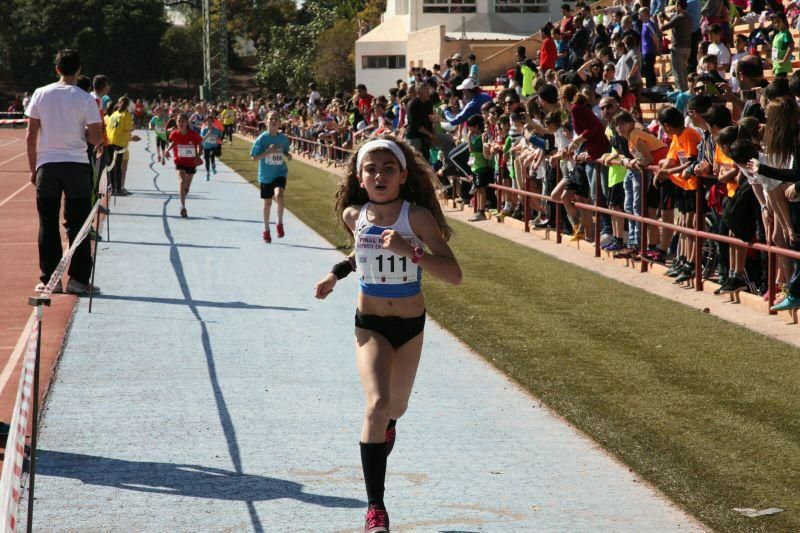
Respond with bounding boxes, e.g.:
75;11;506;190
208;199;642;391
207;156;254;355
770;12;795;77
466;114;492;222
655;105;702;283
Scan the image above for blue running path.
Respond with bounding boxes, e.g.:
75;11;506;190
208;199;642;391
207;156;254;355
22;132;703;531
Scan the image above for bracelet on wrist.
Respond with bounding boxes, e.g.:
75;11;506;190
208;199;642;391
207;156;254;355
331;256;356;280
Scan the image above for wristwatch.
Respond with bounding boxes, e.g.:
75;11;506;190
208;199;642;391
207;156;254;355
411;246;425;264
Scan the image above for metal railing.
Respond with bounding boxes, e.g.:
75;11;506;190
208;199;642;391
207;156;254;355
235;124;798;317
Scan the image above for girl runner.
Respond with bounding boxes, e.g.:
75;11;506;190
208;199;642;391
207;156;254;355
200;115;222;180
149;106;169;165
166;114;202;218
313;137;462;532
250;111;291;242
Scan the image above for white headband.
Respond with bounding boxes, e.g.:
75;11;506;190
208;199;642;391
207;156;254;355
356;140;407;171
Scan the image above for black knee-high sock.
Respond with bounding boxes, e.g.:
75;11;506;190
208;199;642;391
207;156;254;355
360;442;387;509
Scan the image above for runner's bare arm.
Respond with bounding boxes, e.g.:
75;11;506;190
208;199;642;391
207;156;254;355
406;206;462;285
314;206;360;299
26;118;40;184
86;122;102;147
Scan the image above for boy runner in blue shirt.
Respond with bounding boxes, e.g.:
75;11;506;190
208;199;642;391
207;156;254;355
250;111;292;243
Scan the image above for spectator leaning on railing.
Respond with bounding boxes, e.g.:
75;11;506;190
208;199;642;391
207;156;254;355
218;0;800;312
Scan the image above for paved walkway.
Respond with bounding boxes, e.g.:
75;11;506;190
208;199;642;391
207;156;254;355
23;133;702;531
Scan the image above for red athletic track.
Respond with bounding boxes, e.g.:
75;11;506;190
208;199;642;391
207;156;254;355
0;128;76;449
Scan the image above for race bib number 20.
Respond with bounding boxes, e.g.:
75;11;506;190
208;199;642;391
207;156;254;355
177;145;195;158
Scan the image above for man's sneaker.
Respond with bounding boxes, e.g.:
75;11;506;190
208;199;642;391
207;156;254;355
600;233;615;248
613;246;637;259
212;166;217;174
501;204;514;216
88;228;102;242
119;189;132;196
205;172;210;181
263;230;272;243
66;278;100;296
34;280;63;294
713;276;729;295
385;426;396;457
604;238;624;252
180;207;188;218
276;224;285;238
98;205;109;215
771;294;800;312
568;227;585;241
511;204;523;220
674;264;695;284
365;506;390;533
468;211;487;222
533;218;551;229
665;259;684;277
644;249;666;263
720;276;747;294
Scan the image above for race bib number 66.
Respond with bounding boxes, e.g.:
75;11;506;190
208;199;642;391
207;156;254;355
267;153;284;165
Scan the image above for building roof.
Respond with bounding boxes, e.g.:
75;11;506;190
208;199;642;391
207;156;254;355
453;13;527;35
445;31;528;41
357;15;409;43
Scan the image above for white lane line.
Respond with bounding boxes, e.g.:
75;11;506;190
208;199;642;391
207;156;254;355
0;310;35;397
0;150;26;168
0;139;19;149
0;182;31;208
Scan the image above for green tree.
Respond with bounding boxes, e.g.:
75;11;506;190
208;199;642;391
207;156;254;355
6;0;168;90
312;19;357;94
255;1;336;93
160;24;204;96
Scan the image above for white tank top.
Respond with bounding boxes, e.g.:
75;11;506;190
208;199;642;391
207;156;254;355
354;201;423;298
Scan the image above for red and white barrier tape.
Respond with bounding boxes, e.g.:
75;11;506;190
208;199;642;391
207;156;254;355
38;199;101;299
0;314;38;532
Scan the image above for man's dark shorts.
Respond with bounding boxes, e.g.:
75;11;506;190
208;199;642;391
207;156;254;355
471;167;493;188
175;165;198;175
260;177;287;199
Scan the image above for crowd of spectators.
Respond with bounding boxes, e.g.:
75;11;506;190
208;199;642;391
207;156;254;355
225;0;800;311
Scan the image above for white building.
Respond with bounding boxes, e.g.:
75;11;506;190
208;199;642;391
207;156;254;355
355;0;562;93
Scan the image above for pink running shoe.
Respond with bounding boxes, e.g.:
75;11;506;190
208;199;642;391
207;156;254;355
385;426;396;457
263;230;272;243
365;506;390;533
276;223;285;238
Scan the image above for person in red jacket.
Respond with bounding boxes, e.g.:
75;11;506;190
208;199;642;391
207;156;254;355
538;25;557;72
166;114;202;218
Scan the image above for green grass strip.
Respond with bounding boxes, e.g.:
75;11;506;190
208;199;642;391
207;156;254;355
223;138;800;532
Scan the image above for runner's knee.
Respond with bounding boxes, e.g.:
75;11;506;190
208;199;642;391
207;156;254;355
388;402;407;420
365;397;391;426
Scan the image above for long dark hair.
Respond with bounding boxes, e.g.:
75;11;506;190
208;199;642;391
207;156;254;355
763;97;799;167
335;134;453;242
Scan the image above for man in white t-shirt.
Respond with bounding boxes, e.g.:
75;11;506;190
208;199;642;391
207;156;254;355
706;24;731;74
26;49;103;295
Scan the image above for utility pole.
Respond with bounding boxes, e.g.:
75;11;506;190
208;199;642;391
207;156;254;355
202;0;229;101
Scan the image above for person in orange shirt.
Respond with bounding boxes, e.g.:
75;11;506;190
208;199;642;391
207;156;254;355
654;106;702;283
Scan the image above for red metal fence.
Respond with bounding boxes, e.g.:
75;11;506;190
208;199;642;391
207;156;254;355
236;125;797;317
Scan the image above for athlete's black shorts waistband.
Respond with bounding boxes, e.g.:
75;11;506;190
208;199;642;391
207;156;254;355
355;310;426;349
